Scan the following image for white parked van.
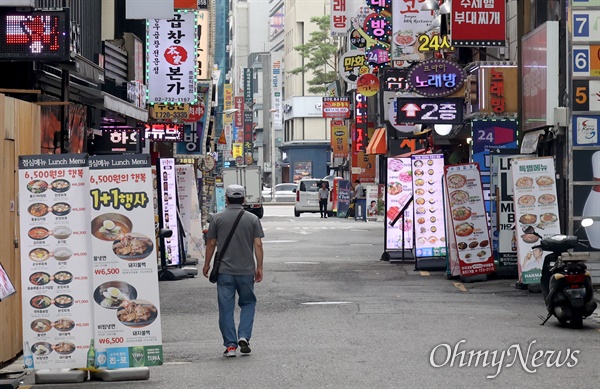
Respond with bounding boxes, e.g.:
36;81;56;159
294;178;333;217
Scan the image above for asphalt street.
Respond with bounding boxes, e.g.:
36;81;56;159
17;205;600;388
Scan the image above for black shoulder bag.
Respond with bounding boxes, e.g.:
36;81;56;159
209;210;245;283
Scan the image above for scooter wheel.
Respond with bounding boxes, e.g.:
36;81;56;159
570;312;583;329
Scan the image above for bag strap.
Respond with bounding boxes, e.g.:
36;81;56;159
215;209;245;263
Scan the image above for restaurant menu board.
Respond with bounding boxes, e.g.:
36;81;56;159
18;154;94;369
444;186;461;277
158;158;181;266
511;158;561;284
412;154;447;258
445;164;495;276
89;154;163;369
176;165;204;261
386;158;414;250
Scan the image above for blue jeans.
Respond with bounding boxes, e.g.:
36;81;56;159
217;274;256;347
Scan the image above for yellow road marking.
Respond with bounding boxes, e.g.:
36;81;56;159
453;282;468;292
419;271;430;276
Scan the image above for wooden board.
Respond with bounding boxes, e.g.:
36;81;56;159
0;93;40;364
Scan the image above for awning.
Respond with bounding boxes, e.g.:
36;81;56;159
393;148;428;158
102;92;148;122
366;127;387;155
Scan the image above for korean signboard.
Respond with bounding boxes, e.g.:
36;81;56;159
272;51;283;131
330;120;348;158
243;68;253;104
445;163;495;276
0;8;70;61
150;104;190;120
147;11;198;103
362;10;392;65
141;122;184;142
468;66;519;114
244;112;254;165
339;49;371;84
330;0;349;36
351;123;376;183
395;97;463;124
522;22;559;131
450;0;506;47
196;10;209;79
89;154;163;368
19;154;94;370
323;97;350;118
93;129;140;155
223;83;233;125
408;59;467;97
412;154;447;259
175;87;210;156
234;97;244;128
511;158;561;284
391;0;435;64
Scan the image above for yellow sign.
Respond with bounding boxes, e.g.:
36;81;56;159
223;84;233;124
150;104;190;120
232;143;243;158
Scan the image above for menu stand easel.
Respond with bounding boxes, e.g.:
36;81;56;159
387;197;415;263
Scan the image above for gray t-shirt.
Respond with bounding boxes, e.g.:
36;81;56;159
207;204;265;275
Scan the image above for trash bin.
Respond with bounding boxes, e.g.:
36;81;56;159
354;198;367;221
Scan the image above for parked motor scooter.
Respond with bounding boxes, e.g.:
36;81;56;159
538;218;597;328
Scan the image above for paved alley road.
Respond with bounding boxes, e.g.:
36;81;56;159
23;205;600;388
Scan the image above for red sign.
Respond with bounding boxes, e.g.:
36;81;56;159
174;0;198;9
489;69;505;113
351;122;376;183
323;97;350;118
234;97;244;127
451;1;506;47
356;74;380;97
182;103;205;123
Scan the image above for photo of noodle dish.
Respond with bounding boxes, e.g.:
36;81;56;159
450;190;469;206
538;194;556;205
518;195;536;206
516;177;533;188
30;319;52;333
117;299;158;327
447;174;467;189
94;281;138;309
31;342;52;355
536;176;554;186
112;233;154;260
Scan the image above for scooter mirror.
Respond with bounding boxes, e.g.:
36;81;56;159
581;218;594;228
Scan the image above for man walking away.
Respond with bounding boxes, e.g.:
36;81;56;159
318;181;330;218
353;179;365;201
203;184;265;357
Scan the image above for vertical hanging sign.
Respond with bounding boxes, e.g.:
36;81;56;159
147;11;198;104
271;51;283;131
19;154;94;370
89;154;163;369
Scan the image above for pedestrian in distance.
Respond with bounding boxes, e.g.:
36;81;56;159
353;179;365;201
203;184;265;357
318;181;330;218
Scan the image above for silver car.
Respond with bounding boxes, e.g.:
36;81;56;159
272;183;297;203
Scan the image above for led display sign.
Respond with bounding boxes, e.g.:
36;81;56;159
395;97;464;125
141;122;184;142
0;8;70;61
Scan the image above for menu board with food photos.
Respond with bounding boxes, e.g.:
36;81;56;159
89;154;163;369
511;157;561;284
18;154;94;369
445;163;495;276
385;158;414;250
412;154;447;258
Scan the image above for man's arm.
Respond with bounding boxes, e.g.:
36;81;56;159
254;237;264;282
203;238;217;278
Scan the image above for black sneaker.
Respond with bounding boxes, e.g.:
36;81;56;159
238;338;251;355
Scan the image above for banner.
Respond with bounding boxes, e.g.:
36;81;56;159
323;97;351;118
146;12;198;103
330;0;349;36
243;112;254;165
511;157;561;284
272;52;283;131
223;84;233;125
89;154;163;368
385;158;413;251
157;158;182;266
330;120;348;158
243;68;253;104
351;123;376;183
176;165;204;261
234;97;244;128
445;163;495;276
336;180;352;218
450;0;506;47
19;154;94;370
412;154;447;258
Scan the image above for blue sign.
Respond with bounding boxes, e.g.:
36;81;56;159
573;115;600;146
471;120;518;212
107;347;130;369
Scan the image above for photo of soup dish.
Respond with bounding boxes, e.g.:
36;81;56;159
29;272;51;286
447;174;467;189
27;180;48;194
29;248;49;262
50;179;71;193
91;213;133;241
28;227;50;240
30;295;52;309
51;202;71;216
31;319;52;333
536;176;554;186
518;195;536;206
515;177;533;188
450;190;469;206
538;194;556;205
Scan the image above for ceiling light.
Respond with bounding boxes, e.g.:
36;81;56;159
434;124;453;136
